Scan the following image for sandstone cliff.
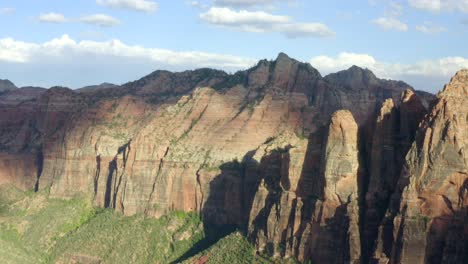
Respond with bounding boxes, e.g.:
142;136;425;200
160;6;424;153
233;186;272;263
0;54;465;263
370;69;468;264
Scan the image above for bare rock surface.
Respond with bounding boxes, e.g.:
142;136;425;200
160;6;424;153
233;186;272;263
1;54;465;263
372;69;468;264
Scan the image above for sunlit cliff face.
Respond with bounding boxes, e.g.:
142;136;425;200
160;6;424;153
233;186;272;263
0;54;466;263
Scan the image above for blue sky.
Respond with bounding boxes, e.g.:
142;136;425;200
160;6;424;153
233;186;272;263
0;0;467;92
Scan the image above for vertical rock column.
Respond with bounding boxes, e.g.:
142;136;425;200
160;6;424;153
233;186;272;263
306;110;361;264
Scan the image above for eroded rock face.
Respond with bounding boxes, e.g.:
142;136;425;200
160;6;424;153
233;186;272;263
247;110;360;263
1;54;464;263
304;110;361;264
363;89;428;262
372;70;468;264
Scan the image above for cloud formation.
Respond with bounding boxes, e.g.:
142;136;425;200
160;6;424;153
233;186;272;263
408;0;468;13
0;35;465;91
200;7;334;38
415;22;447;33
386;1;404;17
80;14;120;27
0;35;258;88
214;0;278;8
372;17;408;31
0;35;255;68
96;0;158;13
38;12;67;23
0;7;15;15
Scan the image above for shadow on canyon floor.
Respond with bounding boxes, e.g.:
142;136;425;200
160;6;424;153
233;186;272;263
171;150;262;263
172;144;302;263
173;125;366;263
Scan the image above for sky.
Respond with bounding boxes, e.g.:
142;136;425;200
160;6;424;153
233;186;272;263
0;0;467;92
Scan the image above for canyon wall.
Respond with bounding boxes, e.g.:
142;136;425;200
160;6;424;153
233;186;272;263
0;54;465;263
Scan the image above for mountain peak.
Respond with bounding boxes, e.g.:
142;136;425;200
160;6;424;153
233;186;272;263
276;52;292;61
347;65;376;76
324;65;379;90
0;79;17;92
441;68;468;97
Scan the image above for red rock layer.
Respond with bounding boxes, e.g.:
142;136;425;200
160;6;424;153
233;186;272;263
0;54;463;263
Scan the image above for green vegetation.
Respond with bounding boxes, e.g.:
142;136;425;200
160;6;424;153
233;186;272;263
0;185;298;264
182;232;300;264
0;185;203;264
295;129;310;140
212;71;247;90
183;232;255;264
410;213;431;227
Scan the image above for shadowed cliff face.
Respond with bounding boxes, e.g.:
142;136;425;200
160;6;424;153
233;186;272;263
1;54;465;263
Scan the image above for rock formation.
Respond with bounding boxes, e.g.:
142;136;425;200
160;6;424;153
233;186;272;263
0;54;466;263
370;69;468;264
0;79;16;93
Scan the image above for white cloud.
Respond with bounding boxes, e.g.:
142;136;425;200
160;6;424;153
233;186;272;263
0;7;15;15
80;14;120;27
214;0;275;7
200;7;289;32
408;0;468;13
311;53;378;73
0;35;258;88
372;17;408;31
415;22;447;33
310;52;468;87
0;35;255;69
38;12;67;23
408;0;442;12
188;1;208;9
0;35;465;91
387;1;404;16
277;23;336;38
96;0;158;13
200;7;334;37
0;38;38;63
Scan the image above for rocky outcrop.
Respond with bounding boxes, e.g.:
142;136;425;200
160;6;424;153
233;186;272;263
363;89;428;262
304;110;361;264
0;79;16;93
246;110;361;263
371;70;468;263
77;82;118;93
1;54;465;263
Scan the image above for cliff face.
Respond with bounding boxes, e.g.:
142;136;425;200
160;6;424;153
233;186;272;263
0;54;465;263
363;89;428;262
370;70;468;264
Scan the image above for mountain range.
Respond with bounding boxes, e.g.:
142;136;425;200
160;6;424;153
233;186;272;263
0;53;466;264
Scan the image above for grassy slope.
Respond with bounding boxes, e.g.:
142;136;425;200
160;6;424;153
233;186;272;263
182;232;300;264
0;185;203;264
0;185;297;264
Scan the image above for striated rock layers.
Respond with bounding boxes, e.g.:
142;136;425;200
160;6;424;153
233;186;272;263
370;69;468;264
0;53;465;263
248;110;361;263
